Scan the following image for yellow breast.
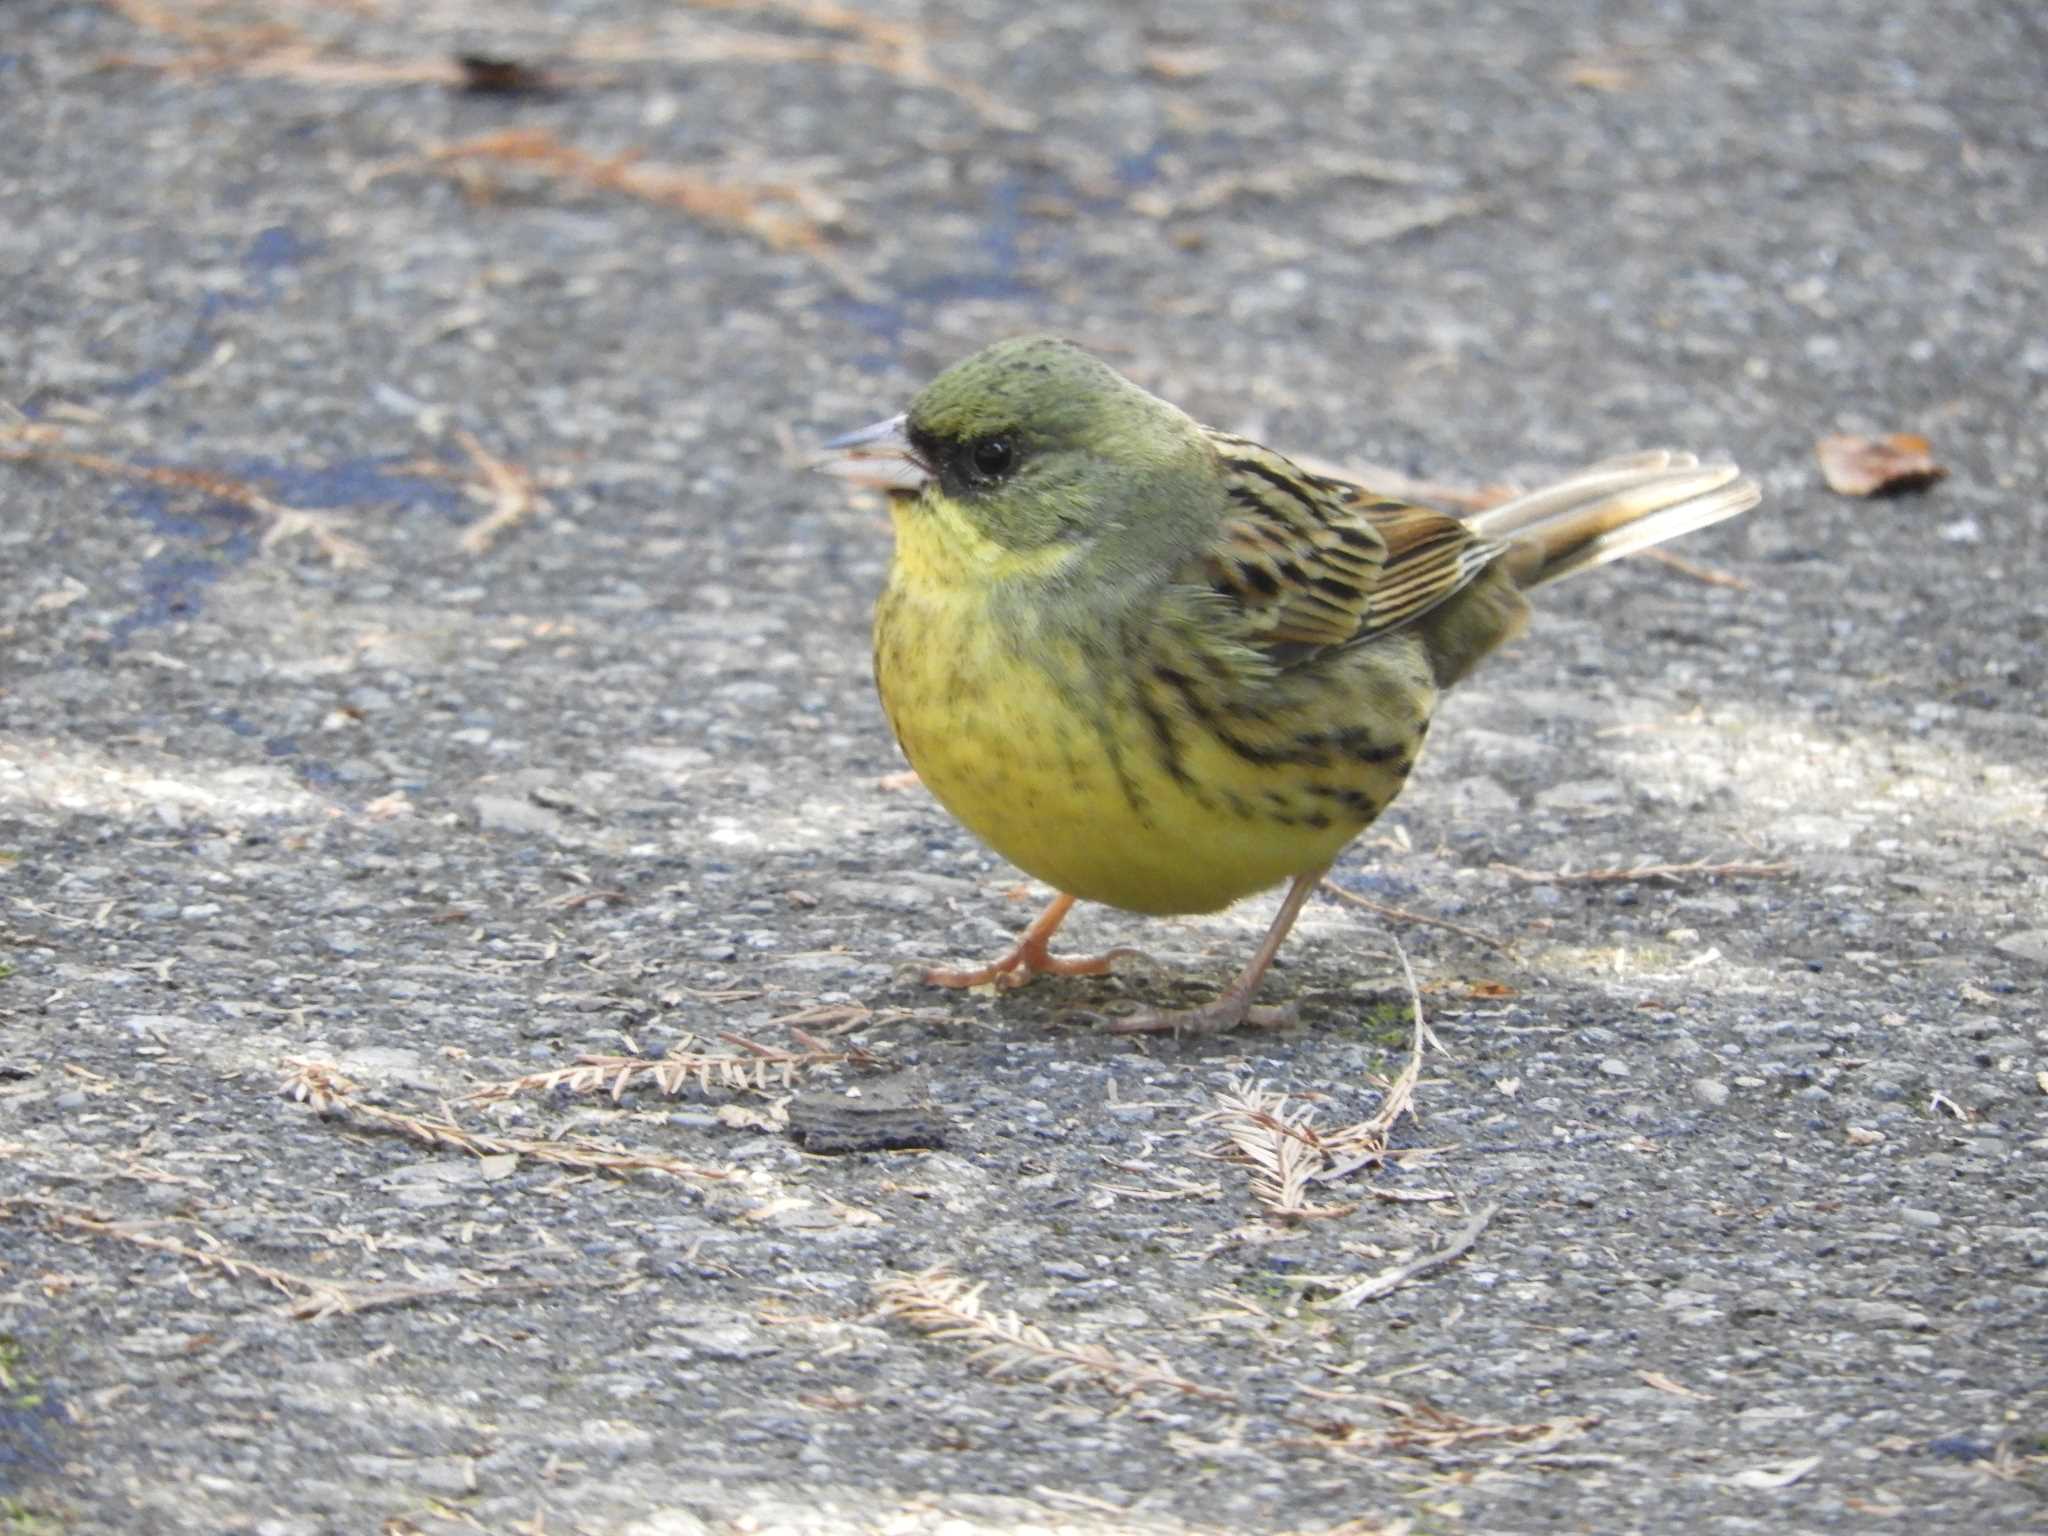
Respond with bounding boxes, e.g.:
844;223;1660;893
873;497;1424;916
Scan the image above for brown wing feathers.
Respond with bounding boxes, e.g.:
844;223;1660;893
1195;432;1501;654
1193;434;1759;659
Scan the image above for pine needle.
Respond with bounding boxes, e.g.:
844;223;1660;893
458;1032;864;1106
873;1266;1232;1403
280;1059;737;1183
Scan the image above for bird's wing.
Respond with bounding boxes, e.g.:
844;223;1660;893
1189;431;1505;655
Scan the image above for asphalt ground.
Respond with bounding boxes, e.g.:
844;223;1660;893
1;1;2044;1532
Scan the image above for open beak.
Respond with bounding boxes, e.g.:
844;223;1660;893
810;413;931;492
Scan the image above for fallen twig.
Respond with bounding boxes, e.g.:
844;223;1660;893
1638;1368;1714;1401
97;0;1031;132
100;0;293;52
2;1193;562;1320
1;431;369;566
1129;152;1452;217
1492;857;1793;886
367;127;876;298
453;429;551;555
1092;1177;1223;1203
1302;1394;1597;1461
1319;1202;1498;1309
1324;937;1439;1158
1642;545;1751;589
568;6;1033;129
1321;878;1513;955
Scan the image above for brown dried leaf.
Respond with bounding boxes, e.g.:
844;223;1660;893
1815;432;1946;497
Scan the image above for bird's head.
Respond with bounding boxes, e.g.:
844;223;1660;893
814;336;1217;568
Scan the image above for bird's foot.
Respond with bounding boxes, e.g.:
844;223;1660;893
924;939;1144;992
1100;995;1297;1036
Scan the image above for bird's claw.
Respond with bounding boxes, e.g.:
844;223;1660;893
924;943;1146;992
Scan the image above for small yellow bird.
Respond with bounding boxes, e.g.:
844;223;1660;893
818;337;1759;1034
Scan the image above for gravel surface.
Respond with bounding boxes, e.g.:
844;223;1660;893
3;1;2045;1532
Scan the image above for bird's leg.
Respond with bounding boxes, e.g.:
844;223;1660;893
1102;867;1329;1036
925;891;1143;991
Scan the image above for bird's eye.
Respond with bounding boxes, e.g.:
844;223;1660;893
969;437;1014;479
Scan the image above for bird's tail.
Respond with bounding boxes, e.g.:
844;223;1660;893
1466;450;1760;590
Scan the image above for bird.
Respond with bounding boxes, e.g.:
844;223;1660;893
815;336;1759;1035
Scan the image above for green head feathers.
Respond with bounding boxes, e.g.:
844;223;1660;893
909;336;1137;450
902;336;1216;558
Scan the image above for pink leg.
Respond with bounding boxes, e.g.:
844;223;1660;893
925;892;1141;991
1102;868;1328;1036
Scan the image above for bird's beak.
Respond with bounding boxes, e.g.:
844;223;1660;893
810;413;931;492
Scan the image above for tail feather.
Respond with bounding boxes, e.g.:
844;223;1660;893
1466;451;1760;590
